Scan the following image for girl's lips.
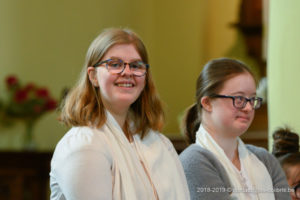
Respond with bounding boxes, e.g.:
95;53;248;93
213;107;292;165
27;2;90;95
116;83;133;87
236;116;250;121
114;81;135;87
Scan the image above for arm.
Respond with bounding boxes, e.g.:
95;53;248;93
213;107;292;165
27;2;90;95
54;149;112;200
179;144;232;200
50;128;113;200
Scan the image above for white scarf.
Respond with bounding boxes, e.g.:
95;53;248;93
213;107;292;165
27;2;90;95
100;111;189;200
196;125;275;200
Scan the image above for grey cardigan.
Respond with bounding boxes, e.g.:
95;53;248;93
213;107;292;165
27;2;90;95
179;144;291;200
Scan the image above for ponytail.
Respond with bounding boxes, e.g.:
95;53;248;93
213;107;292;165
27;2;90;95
182;103;200;144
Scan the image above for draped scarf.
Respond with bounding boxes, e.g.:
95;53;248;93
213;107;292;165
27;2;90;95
100;111;189;200
196;125;275;200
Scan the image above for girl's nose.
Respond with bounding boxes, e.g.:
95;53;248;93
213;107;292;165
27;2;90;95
242;101;253;111
120;63;133;76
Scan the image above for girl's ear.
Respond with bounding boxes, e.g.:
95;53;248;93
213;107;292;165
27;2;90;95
201;96;212;112
87;67;99;87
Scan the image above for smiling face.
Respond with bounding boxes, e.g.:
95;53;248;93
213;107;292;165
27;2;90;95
89;43;146;115
206;72;256;137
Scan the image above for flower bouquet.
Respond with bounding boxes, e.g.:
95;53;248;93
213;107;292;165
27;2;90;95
0;75;58;150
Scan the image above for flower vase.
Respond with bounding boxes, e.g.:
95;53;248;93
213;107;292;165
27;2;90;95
23;121;37;151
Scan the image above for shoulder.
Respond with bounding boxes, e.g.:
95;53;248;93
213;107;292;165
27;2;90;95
246;145;285;182
180;144;229;179
246;144;269;155
138;131;180;157
179;144;232;199
155;133;175;151
180;144;222;166
56;126;109;151
140;131;173;149
52;126;112;164
246;144;278;167
246;145;291;199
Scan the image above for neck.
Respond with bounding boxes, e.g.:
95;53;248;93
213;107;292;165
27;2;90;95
212;132;238;160
105;106;133;142
110;110;127;128
104;103;128;127
202;123;240;169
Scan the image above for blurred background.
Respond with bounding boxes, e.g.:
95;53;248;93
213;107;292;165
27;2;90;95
0;0;256;151
1;0;300;199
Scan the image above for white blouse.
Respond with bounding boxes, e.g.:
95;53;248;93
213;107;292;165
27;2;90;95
50;113;189;200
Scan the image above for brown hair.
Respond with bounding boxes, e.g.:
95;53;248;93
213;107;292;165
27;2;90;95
272;127;300;176
272;127;299;157
183;57;256;144
59;28;164;138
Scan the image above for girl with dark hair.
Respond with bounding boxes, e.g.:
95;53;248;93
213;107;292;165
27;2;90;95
273;127;300;200
180;57;290;199
50;28;189;200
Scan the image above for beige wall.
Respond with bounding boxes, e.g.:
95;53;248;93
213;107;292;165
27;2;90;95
204;0;240;61
0;0;240;150
268;0;300;149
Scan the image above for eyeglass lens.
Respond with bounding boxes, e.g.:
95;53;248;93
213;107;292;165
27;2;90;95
234;96;261;109
106;59;147;76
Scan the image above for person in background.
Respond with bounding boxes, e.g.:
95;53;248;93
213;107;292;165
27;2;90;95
50;28;190;200
273;127;300;200
179;57;290;200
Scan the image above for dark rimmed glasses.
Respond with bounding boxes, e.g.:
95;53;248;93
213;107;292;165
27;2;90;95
93;59;149;77
210;94;263;110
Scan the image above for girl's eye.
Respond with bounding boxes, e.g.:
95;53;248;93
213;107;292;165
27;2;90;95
235;96;245;103
130;63;141;69
108;60;122;68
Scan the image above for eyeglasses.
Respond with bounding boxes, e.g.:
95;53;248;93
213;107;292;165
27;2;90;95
93;59;149;77
210;94;263;110
294;183;300;198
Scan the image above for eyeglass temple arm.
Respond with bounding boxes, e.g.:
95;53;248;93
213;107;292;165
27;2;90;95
93;60;107;67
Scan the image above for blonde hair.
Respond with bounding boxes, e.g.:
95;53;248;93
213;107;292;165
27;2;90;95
60;28;165;138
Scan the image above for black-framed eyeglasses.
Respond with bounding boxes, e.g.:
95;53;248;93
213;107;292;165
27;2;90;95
93;59;149;77
294;183;300;198
210;94;263;110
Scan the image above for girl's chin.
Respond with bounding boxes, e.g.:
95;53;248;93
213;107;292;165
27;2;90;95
236;126;250;136
113;97;138;107
230;124;251;136
236;119;252;128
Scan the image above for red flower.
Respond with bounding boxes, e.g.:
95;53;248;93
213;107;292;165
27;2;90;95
14;89;28;103
45;98;57;110
24;83;36;92
35;88;49;98
6;75;18;88
2;75;58;123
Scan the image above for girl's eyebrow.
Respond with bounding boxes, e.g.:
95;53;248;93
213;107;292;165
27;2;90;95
230;91;257;96
108;56;121;60
109;56;142;62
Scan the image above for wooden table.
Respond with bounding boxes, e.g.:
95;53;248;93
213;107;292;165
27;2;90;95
0;151;52;200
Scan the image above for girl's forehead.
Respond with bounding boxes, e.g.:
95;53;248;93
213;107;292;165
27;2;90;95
219;73;256;94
